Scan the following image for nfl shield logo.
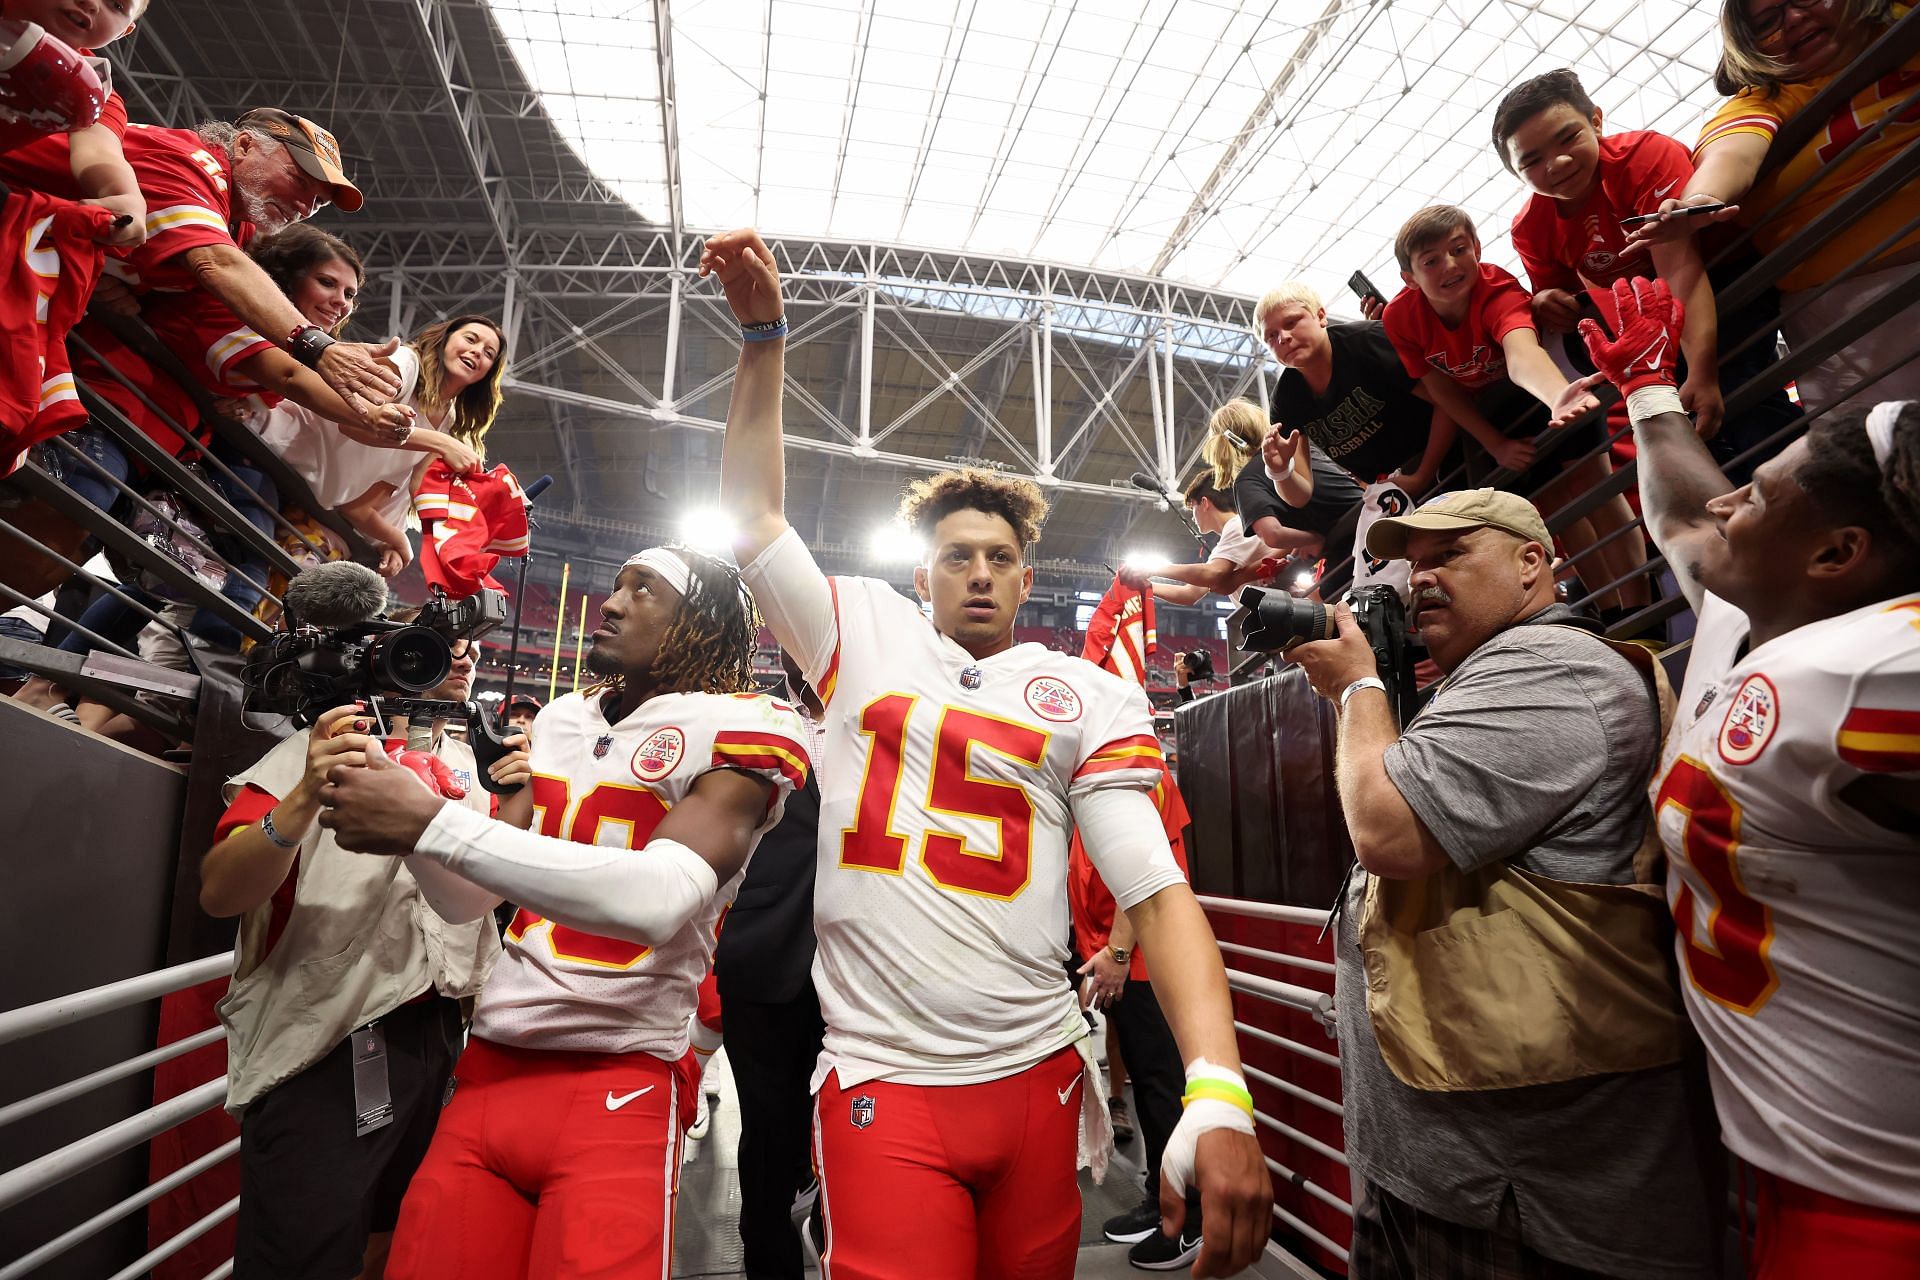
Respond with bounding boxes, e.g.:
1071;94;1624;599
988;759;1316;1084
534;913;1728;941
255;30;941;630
850;1095;876;1129
594;734;614;759
959;665;983;691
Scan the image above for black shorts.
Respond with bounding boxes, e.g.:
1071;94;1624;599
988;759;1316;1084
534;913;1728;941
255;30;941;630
234;994;463;1280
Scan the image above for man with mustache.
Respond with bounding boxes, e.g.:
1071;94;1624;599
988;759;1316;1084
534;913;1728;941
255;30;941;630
1286;489;1721;1279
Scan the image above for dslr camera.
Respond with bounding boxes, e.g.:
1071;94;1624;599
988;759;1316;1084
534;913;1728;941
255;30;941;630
1229;583;1417;724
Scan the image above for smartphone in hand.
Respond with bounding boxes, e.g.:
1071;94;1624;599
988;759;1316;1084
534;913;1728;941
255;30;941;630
1349;269;1386;306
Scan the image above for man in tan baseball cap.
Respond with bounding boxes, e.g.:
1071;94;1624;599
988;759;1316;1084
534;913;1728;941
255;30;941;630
235;107;363;212
1362;487;1552;562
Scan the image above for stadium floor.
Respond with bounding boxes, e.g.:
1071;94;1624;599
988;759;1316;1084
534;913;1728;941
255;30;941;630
673;1050;1152;1278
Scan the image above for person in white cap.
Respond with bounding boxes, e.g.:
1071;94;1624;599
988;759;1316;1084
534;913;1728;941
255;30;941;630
1570;275;1920;1274
318;545;810;1280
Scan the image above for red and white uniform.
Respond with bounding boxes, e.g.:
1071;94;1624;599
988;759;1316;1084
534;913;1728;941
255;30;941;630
0;120;242;294
478;688;807;1056
1654;593;1920;1227
742;527;1184;1279
1512;131;1694;293
386;687;807;1280
1382;263;1535;390
0;190;113;465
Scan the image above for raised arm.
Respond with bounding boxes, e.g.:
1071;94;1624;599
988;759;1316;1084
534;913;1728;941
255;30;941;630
1575;277;1728;614
706;229;791;564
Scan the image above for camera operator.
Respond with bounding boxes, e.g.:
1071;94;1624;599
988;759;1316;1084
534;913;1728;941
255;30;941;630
199;632;524;1280
1172;649;1213;704
1286;488;1720;1279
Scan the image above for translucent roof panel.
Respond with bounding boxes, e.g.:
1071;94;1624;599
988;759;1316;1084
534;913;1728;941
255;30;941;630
488;0;1729;301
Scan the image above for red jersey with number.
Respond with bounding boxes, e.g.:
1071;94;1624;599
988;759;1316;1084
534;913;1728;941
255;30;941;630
740;530;1184;1090
473;688;807;1058
1654;591;1920;1213
1381;263;1535;389
1511;130;1694;292
0;120;239;293
0;190;112;462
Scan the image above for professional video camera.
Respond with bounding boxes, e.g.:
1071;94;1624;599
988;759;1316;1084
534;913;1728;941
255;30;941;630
1177;646;1215;682
1228;583;1417;725
241;562;523;793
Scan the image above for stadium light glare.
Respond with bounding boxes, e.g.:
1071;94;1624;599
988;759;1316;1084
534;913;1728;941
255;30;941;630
1123;549;1165;570
868;522;924;564
679;508;736;551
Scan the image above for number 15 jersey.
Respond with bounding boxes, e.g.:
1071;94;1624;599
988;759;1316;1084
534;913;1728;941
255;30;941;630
742;529;1185;1089
1654;591;1920;1212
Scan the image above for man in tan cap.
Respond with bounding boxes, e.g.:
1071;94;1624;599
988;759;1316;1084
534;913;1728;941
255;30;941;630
1286;486;1722;1280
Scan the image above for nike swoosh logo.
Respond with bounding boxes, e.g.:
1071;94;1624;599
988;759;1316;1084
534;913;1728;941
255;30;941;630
1635;332;1669;373
1652;180;1678;199
605;1087;654;1111
1058;1081;1079;1106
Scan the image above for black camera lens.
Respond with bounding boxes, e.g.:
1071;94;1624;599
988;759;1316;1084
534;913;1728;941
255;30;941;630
367;626;453;694
1229;586;1335;651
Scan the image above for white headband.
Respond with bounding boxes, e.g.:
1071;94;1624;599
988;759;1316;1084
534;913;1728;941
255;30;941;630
1866;401;1909;472
621;547;694;598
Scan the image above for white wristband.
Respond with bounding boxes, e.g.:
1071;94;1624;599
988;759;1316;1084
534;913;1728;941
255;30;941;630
1626;384;1686;424
1161;1059;1256;1200
1340;676;1387;710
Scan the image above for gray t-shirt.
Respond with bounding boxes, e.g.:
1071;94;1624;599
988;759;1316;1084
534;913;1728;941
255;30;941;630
1336;605;1721;1277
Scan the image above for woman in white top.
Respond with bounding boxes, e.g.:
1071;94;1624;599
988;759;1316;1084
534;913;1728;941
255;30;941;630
237;229;488;574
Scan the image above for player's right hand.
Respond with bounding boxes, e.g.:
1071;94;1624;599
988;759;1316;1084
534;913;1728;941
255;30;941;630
301;704;373;797
1578;275;1685;397
698;229;784;326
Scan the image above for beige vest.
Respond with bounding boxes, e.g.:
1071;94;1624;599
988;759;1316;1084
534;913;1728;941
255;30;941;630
216;729;501;1114
1358;634;1691;1092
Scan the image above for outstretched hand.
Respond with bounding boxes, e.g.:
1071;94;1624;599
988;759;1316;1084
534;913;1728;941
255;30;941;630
1577;276;1684;398
1262;427;1303;478
699;229;784;326
318;739;448;855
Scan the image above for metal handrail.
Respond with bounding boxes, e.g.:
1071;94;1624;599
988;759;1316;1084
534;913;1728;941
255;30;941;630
0;1136;239;1280
104;1195;239;1280
0;1078;225;1213
1254;1107;1349;1169
1245;1061;1342;1118
1235;1020;1341;1066
0;952;233;1046
0;1025;225;1129
1225;969;1337;1028
1197;895;1331;929
1265;1155;1352;1218
1218;938;1334;977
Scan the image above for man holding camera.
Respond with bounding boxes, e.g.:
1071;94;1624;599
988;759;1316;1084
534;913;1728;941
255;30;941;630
1287;489;1720;1279
200;634;521;1280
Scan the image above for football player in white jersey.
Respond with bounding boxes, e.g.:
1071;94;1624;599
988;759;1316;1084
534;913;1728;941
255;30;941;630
1569;277;1920;1276
318;545;809;1280
701;228;1271;1280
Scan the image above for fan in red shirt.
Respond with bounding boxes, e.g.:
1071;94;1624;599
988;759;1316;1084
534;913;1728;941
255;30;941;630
1495;68;1724;440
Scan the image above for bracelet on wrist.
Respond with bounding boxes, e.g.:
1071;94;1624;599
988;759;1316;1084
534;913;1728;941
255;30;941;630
1339;676;1387;711
286;323;337;370
1181;1078;1255;1117
1108;945;1130;965
258;806;300;849
741;317;788;343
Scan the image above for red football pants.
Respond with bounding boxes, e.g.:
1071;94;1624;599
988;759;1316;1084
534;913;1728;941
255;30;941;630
385;1039;686;1280
1753;1169;1920;1279
812;1046;1084;1280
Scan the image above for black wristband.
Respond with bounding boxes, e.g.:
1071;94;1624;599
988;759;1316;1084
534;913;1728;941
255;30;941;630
286;324;337;369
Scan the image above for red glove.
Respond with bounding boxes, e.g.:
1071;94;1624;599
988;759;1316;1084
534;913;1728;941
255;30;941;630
379;741;469;800
1578;276;1684;396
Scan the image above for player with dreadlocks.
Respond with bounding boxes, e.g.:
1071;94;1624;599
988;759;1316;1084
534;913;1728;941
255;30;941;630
319;544;810;1280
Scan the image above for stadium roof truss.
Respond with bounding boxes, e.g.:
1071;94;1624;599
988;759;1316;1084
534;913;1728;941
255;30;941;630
111;0;1728;571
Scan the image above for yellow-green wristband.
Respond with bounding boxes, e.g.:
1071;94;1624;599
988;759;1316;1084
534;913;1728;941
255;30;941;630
1181;1079;1254;1116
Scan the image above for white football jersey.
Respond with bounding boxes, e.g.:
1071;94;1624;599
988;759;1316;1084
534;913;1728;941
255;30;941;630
1655;591;1920;1211
472;688;808;1056
743;531;1181;1088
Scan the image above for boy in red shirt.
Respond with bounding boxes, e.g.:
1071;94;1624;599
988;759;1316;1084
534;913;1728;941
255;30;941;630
1495;68;1722;439
1380;206;1645;617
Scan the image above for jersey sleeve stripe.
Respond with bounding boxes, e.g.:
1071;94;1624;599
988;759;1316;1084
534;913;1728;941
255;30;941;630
1694;114;1779;155
711;736;810;790
207;327;270;381
144;203;229;236
817;577;844;709
1837;708;1920;772
1075;735;1165;779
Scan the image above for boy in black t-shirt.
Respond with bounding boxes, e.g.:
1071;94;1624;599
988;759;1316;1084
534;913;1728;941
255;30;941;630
1255;281;1455;494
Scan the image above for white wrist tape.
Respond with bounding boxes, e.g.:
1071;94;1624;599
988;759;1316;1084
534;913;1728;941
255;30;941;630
1160;1058;1256;1200
1626;384;1686;425
416;802;718;945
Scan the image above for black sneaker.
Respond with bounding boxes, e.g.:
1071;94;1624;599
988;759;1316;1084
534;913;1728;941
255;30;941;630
1129;1223;1203;1271
1101;1195;1160;1245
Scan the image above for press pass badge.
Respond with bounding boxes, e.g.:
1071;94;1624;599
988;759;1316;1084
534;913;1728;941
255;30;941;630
352;1023;394;1136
